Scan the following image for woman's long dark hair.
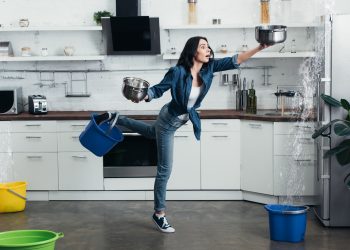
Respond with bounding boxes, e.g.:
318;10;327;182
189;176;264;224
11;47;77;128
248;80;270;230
177;36;214;72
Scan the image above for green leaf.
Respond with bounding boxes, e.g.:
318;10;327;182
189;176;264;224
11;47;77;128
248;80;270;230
341;99;350;111
312;119;342;139
321;94;342;107
333;139;350;166
334;121;350;136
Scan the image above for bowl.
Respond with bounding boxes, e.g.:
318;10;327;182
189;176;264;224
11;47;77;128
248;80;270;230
122;77;149;102
255;25;287;45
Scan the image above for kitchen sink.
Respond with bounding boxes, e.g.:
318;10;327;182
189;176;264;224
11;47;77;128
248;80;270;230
264;112;299;116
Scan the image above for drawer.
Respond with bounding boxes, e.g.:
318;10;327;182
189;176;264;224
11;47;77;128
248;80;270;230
274;155;316;196
201;119;240;132
12;152;58;190
11;133;57;152
11;121;56;133
57;120;89;132
274;134;315;155
274;122;315;135
58;132;87;152
58;152;103;190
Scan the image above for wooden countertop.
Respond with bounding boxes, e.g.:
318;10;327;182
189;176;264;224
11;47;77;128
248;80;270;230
0;110;315;122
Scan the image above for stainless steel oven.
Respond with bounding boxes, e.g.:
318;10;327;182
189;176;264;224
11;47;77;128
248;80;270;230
103;120;157;178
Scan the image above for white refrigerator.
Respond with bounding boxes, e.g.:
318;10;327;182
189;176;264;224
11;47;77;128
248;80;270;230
315;14;350;227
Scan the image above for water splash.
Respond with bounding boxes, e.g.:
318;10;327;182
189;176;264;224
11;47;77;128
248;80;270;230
0;124;14;183
280;0;334;205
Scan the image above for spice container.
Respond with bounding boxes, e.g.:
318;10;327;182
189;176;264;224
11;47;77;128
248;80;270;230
219;44;228;53
188;0;197;24
260;0;270;24
291;39;296;53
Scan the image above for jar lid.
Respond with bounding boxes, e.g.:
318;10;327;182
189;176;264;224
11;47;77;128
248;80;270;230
188;0;197;3
260;0;269;2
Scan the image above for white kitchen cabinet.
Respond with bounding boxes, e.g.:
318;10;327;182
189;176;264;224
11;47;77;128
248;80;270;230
10;121;58;190
273;122;316;196
201;119;240;189
241;121;274;195
57;121;103;190
168;130;200;190
12;153;58;190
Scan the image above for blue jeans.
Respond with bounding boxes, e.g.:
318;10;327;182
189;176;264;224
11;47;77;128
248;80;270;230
117;104;188;211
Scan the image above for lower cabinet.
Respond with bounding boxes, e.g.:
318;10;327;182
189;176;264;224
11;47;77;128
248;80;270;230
58;152;103;190
168;131;200;190
201;120;240;189
241;121;274;195
12;153;58;190
57;121;103;190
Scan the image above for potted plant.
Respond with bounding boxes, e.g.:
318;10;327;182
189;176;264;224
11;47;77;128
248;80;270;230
93;11;112;25
312;94;350;188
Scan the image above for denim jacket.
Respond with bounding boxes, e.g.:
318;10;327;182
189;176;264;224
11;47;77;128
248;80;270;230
147;55;240;140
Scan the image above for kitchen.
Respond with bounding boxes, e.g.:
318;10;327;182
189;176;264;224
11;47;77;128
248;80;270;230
0;0;350;249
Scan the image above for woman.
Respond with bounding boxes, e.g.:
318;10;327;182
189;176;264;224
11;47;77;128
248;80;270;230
96;36;269;233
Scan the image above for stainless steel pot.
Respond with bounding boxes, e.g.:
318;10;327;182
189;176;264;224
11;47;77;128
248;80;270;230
255;25;287;45
122;77;150;102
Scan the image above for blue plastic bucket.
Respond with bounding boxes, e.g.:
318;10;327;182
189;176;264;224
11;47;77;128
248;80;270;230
264;204;309;243
79;114;123;157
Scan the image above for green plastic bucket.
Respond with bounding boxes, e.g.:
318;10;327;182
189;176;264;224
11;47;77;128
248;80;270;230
0;230;64;250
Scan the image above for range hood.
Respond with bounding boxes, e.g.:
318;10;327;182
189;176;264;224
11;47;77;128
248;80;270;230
101;0;160;55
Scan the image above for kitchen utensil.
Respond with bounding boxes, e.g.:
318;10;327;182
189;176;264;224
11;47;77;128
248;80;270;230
221;73;229;85
255;25;287;45
122;77;150;102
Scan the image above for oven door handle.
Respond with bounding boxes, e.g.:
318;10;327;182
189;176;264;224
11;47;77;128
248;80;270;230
122;132;141;136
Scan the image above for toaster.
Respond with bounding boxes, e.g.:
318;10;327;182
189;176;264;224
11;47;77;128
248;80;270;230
28;95;47;114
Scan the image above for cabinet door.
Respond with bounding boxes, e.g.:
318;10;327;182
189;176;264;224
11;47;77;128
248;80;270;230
201;131;240;189
167;132;200;190
274;155;316;196
241;121;273;195
58;152;103;190
12;153;58;190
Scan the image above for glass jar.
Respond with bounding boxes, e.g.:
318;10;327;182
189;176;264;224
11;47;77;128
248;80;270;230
220;44;228;53
260;0;270;24
188;0;197;24
291;39;296;53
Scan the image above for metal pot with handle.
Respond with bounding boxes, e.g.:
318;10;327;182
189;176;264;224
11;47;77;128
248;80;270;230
122;77;150;102
255;25;287;45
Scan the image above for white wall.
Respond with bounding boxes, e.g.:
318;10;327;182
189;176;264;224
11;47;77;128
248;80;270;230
0;0;321;111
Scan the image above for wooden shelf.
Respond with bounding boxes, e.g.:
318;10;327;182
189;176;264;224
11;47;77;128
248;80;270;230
0;56;105;62
162;51;316;60
0;26;102;32
162;23;320;30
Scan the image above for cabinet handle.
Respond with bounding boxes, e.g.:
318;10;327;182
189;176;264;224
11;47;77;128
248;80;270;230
294;159;312;162
26;136;42;139
175;135;189;138
71;136;79;139
294;125;312;129
71;125;85;127
25;124;41;127
72;155;87;159
249;123;262;128
212;122;228;125
27;155;42;159
212;135;228;138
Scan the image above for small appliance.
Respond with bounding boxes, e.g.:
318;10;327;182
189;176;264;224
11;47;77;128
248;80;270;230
0;87;23;114
28;95;47;115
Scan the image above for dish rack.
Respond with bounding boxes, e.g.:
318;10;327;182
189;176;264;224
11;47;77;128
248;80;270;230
273;85;315;115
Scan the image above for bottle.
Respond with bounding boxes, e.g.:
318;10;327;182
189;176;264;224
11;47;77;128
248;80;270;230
260;0;270;24
246;81;257;114
291;39;296;53
188;0;197;24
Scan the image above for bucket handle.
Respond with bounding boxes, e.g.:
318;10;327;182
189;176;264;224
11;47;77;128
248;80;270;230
57;232;64;238
7;189;27;201
107;113;120;135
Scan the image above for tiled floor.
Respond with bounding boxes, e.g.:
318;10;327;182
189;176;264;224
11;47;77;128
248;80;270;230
0;201;349;250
